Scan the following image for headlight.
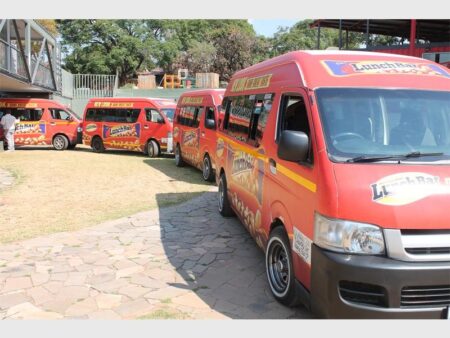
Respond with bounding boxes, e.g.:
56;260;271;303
314;213;385;255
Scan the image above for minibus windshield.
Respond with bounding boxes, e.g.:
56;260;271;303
161;108;175;122
316;88;450;163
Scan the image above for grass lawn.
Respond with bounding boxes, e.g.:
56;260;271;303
0;145;213;244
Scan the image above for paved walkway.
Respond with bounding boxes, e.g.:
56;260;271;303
0;191;311;319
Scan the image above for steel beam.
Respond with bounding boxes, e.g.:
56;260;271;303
45;41;57;90
12;19;32;81
31;37;46;83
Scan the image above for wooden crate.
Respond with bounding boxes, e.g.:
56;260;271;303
137;74;156;89
195;73;219;89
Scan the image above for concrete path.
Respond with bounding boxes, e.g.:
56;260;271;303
0;191;311;319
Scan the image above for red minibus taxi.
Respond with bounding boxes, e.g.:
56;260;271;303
215;51;450;319
173;89;225;181
82;97;176;156
0;98;82;150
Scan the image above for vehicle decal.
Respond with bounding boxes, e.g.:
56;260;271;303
216;138;225;158
220;134;317;193
15;135;47;145
276;164;317;193
0;102;38;108
231;74;273;93
182;129;200;149
322;60;450;79
293;227;312;265
228;147;264;205
15;122;45;135
104;140;142;151
103;124;140;138
230;190;264;249
173;126;179;139
93;102;134;108
85;123;97;132
371;172;450;206
181;97;203;105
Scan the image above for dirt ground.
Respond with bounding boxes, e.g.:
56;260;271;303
0;145;212;243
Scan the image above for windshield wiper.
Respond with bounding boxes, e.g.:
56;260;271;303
346;151;445;163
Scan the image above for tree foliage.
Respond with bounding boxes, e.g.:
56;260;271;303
57;19;403;85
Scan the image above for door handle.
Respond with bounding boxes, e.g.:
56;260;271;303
50;122;56;126
269;158;277;175
201;132;205;137
144;125;149;129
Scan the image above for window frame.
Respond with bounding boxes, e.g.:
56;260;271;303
276;92;314;165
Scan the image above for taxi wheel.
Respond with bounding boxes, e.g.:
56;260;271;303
175;145;184;167
218;173;234;217
147;140;159;158
91;137;105;153
53;135;69;151
202;154;214;182
266;226;301;307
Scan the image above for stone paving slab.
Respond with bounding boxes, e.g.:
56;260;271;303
0;191;311;319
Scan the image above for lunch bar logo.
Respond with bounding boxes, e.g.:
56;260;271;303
103;124;140;138
323;60;450;78
371;172;450;206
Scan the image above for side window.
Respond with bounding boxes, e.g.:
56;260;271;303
249;93;273;146
50;109;71;120
86;109;96;121
17;109;43;121
278;94;312;161
146;109;162;123
192;107;203;128
226;96;254;143
205;107;215;122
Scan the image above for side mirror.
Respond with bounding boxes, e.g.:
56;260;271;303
277;130;309;163
157;116;165;124
205;119;216;130
68;115;74;121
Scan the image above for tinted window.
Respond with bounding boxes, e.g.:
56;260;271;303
160;108;175;122
146;109;162;123
84;109;140;123
205;107;215;122
224;93;274;146
177;106;203;127
50;109;71;120
13;109;43;121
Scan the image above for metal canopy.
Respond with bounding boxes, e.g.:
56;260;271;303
311;20;450;43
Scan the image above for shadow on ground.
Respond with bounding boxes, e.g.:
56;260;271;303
155;191;311;319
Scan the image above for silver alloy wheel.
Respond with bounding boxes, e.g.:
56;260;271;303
267;238;290;297
203;156;210;180
175;146;180;162
54;136;65;150
218;177;224;211
148;141;154;157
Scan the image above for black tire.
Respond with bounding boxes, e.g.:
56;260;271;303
147;140;159;158
202;154;215;182
218;173;234;217
174;144;184;167
91;137;105;153
68;144;77;150
53;135;69;151
266;226;301;307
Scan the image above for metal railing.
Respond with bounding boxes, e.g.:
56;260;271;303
73;74;117;99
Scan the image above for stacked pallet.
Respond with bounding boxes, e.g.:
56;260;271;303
195;73;219;89
137;74;156;89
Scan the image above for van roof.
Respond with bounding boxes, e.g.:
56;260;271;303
179;89;225;97
87;97;176;108
229;50;450;92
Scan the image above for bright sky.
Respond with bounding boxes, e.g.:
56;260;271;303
250;19;299;37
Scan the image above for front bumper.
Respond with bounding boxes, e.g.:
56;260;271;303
310;244;450;319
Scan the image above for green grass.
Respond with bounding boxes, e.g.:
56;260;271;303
139;308;189;320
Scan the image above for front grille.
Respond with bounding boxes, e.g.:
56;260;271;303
339;281;387;307
405;247;450;255
401;285;450;308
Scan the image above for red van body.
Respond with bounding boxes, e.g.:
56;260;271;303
82;97;175;156
173;89;225;181
215;51;450;318
0;98;82;150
